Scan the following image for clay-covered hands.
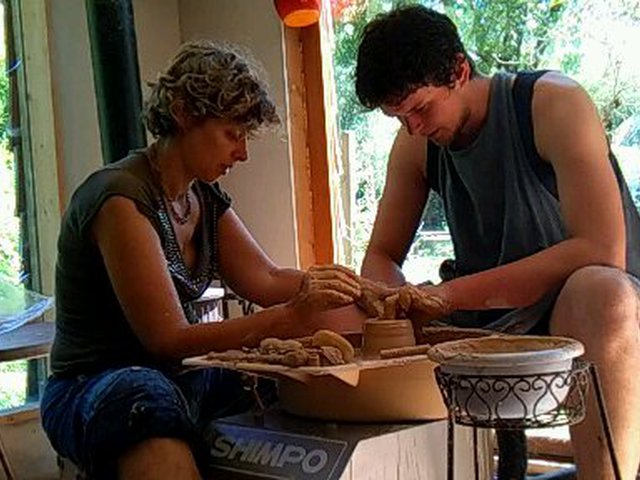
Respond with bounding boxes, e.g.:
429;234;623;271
397;283;453;324
288;266;452;326
356;277;397;318
288;264;361;313
356;278;452;323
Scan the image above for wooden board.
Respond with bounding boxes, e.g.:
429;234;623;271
182;354;433;387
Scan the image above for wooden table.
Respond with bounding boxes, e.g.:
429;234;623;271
0;321;55;480
0;321;55;362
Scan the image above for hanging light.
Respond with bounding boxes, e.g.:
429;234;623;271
274;0;321;28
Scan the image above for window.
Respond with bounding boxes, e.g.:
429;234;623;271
0;0;58;412
329;0;640;280
0;0;32;412
326;0;640;470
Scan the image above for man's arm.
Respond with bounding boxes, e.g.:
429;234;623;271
360;127;430;286
437;72;625;310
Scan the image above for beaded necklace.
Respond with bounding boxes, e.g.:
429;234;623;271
146;145;193;225
166;191;192;225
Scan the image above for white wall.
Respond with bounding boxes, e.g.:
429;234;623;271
49;0;102;207
133;0;300;267
177;0;299;267
132;0;181;134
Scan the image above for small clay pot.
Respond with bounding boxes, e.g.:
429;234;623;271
362;319;416;359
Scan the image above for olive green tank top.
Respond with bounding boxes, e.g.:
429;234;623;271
51;151;231;375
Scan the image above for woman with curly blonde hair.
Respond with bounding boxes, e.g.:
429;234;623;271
41;40;360;480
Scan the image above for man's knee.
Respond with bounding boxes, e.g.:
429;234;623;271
550;266;639;345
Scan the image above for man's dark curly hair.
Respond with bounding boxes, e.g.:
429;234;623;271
355;5;475;109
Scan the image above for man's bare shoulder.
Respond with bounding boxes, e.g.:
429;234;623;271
392;126;428;154
536;70;580;88
389;126;429;176
531;71;603;162
533;71;592;113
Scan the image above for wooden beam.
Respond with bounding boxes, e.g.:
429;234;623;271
284;27;315;269
14;0;62;296
0;404;40;426
528;436;573;462
283;17;335;268
0;322;54;363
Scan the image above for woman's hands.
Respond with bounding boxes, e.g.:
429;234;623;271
288;265;362;313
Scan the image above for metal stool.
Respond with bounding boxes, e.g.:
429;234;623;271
436;360;622;480
58;456;90;480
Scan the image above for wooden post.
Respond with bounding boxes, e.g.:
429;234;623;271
283;4;337;268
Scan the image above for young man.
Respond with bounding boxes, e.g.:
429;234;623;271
355;5;640;479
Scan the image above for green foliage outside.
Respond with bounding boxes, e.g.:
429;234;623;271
0;20;28;408
331;0;640;281
0;57;19;283
445;0;567;75
0;361;27;408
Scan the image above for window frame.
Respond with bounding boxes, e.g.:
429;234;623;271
9;0;61;294
1;0;61;414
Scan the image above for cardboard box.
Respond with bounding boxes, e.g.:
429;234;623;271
205;410;492;480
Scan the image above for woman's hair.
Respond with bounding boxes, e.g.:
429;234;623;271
355;5;475;109
143;40;279;138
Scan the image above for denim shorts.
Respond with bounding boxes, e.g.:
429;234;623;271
41;366;275;479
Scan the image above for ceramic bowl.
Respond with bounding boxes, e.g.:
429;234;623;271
428;335;585;420
361;319;415;359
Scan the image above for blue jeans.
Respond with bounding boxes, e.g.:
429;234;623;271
41;366;275;479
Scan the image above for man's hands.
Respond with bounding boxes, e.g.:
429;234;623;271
397;283;453;323
288;265;361;313
356;278;452;324
287;265;452;333
356;277;397;318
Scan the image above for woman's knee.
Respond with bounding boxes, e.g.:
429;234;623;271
117;437;201;480
76;368;196;476
40;367;193;476
88;367;192;436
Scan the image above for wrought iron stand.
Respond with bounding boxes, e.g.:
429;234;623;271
435;360;621;480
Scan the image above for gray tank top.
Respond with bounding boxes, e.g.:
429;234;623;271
427;72;640;332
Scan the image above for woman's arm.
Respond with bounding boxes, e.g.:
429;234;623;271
92;197;348;361
217;209;360;309
216;208;303;306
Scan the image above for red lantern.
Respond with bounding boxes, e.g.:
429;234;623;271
274;0;321;28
